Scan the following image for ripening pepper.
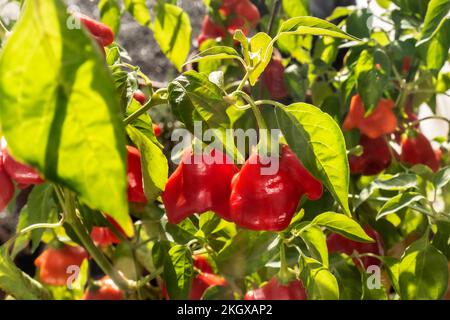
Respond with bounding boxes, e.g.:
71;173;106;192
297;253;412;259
343;95;397;139
327;226;383;269
245;277;307;300
0;151;14;212
91;216;126;246
34;245;88;286
2;148;44;185
400;132;440;172
152;123;162;137
197;16;226;46
349;135;392;176
133;90;147;105
189;255;227;300
226;0;260;34
126;146;147;204
75;13;114;47
262;58;289;100
162;148;238;224
83;276;123;300
229;145;323;231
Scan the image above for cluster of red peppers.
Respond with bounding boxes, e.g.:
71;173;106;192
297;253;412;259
343;94;441;175
163;145;323;231
197;0;260;46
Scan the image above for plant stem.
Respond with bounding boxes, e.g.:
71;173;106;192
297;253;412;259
278;234;290;284
236;72;249;92
61;188;131;293
267;0;282;37
123;88;168;125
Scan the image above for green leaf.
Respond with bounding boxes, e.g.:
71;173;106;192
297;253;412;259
284;64;309;102
126;125;168;202
275;103;350;216
278;16;360;41
433;166;450;189
356;173;418;208
248;33;273;86
99;0;121;34
217;230;279;278
346;9;371;39
329;253;364;300
355;50;387;111
282;0;309;18
382;256;401;294
152;242;193;300
301;256;340;300
124;0;151;26
377;192;426;220
421;19;450;71
13;184;57;255
0;0;132;236
312;212;374;243
421;0;450;41
300;225;329;267
399;241;448;299
152;3;191;71
0;245;51;299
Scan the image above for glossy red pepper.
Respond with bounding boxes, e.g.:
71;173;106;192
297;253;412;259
0;150;14;212
127;146;147;204
133;90;147;105
162;148;238;224
262;58;289;100
2;148;44;185
349;135;392;176
327;226;384;269
75;13;114;47
245;277;307;300
229;145;323;231
227;0;260;34
91;216;126;246
400;132;440;172
343;95;397;139
189;255;227;300
197;16;226;46
83;276;123;300
34;245;88;286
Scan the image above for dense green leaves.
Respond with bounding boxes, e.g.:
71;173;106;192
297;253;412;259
275;103;351;216
152;3;191;71
0;0;132;235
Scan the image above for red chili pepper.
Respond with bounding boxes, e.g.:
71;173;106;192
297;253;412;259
133;90;147;105
152;123;162;137
162;148;238;224
245;277;307;300
402;57;411;74
127;146;147;204
400;132;440;172
197;16;226;46
34;245;88;286
349;135;392;176
229;145;323;231
2;148;44;185
83;276;123;300
189;255;227;300
262;58;289;100
327;226;384;269
91;216;126;246
75;13;114;47
343;95;397;139
0;150;14;212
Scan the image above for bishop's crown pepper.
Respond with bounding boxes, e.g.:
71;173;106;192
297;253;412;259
91;215;126;246
245;276;307;300
343;95;397;139
189;255;227;300
126;146;147;204
83;276;124;300
349;135;392;176
262;58;289;100
162;147;238;224
2;148;44;186
0;149;14;212
400;131;440;172
229;145;323;231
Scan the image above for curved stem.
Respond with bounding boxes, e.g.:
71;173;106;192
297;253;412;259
255;99;286;109
233;91;267;130
61;188;132;293
124;88;168;125
236;72;249;92
409;116;450;127
267;0;282;37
